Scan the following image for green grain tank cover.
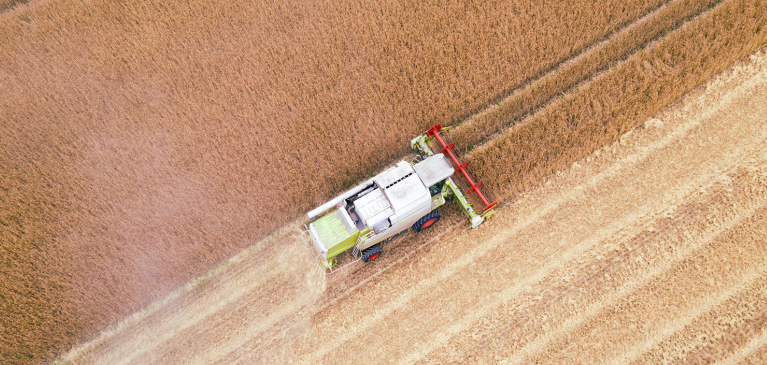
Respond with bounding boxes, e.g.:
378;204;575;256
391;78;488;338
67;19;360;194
313;209;359;258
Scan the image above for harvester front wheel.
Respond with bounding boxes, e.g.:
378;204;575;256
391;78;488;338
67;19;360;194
362;244;382;263
413;209;441;232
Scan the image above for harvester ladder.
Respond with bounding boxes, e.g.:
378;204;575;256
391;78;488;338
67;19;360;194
426;124;497;212
352;231;372;259
352;234;362;258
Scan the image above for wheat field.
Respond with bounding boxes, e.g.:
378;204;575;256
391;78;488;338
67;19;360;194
1;0;765;362
57;46;767;364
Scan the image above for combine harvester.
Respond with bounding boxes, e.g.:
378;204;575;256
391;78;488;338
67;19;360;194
304;124;497;273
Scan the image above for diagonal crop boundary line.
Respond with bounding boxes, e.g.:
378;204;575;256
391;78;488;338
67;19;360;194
111;269;287;365
412;51;767;364
298;0;729;321
299;0;733;333
408;158;767;365
303;47;764;363
467;0;767;205
313;46;767;363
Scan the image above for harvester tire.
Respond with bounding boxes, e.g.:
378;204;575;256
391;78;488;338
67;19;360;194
413;209;441;232
362;244;382;263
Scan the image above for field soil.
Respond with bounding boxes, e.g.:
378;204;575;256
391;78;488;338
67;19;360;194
58;50;767;364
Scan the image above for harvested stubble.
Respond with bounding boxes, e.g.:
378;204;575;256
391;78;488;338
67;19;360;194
469;0;767;202
0;0;756;363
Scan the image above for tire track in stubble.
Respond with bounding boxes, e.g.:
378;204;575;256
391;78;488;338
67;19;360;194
492;167;767;365
137;274;303;365
501;168;767;364
110;270;288;365
416;155;767;365
512;223;767;365
716;328;767;365
614;266;767;365
133;226;327;365
582;210;767;365
216;224;466;364
629;258;767;364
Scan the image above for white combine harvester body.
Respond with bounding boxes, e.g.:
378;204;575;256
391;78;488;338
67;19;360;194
304;124;497;273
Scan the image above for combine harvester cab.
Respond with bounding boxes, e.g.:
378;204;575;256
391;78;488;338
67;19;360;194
304;124;497;273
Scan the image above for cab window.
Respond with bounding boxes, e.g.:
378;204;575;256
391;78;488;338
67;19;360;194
429;180;446;196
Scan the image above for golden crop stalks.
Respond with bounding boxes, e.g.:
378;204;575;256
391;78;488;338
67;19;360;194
1;0;765;362
468;0;767;202
449;0;721;150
